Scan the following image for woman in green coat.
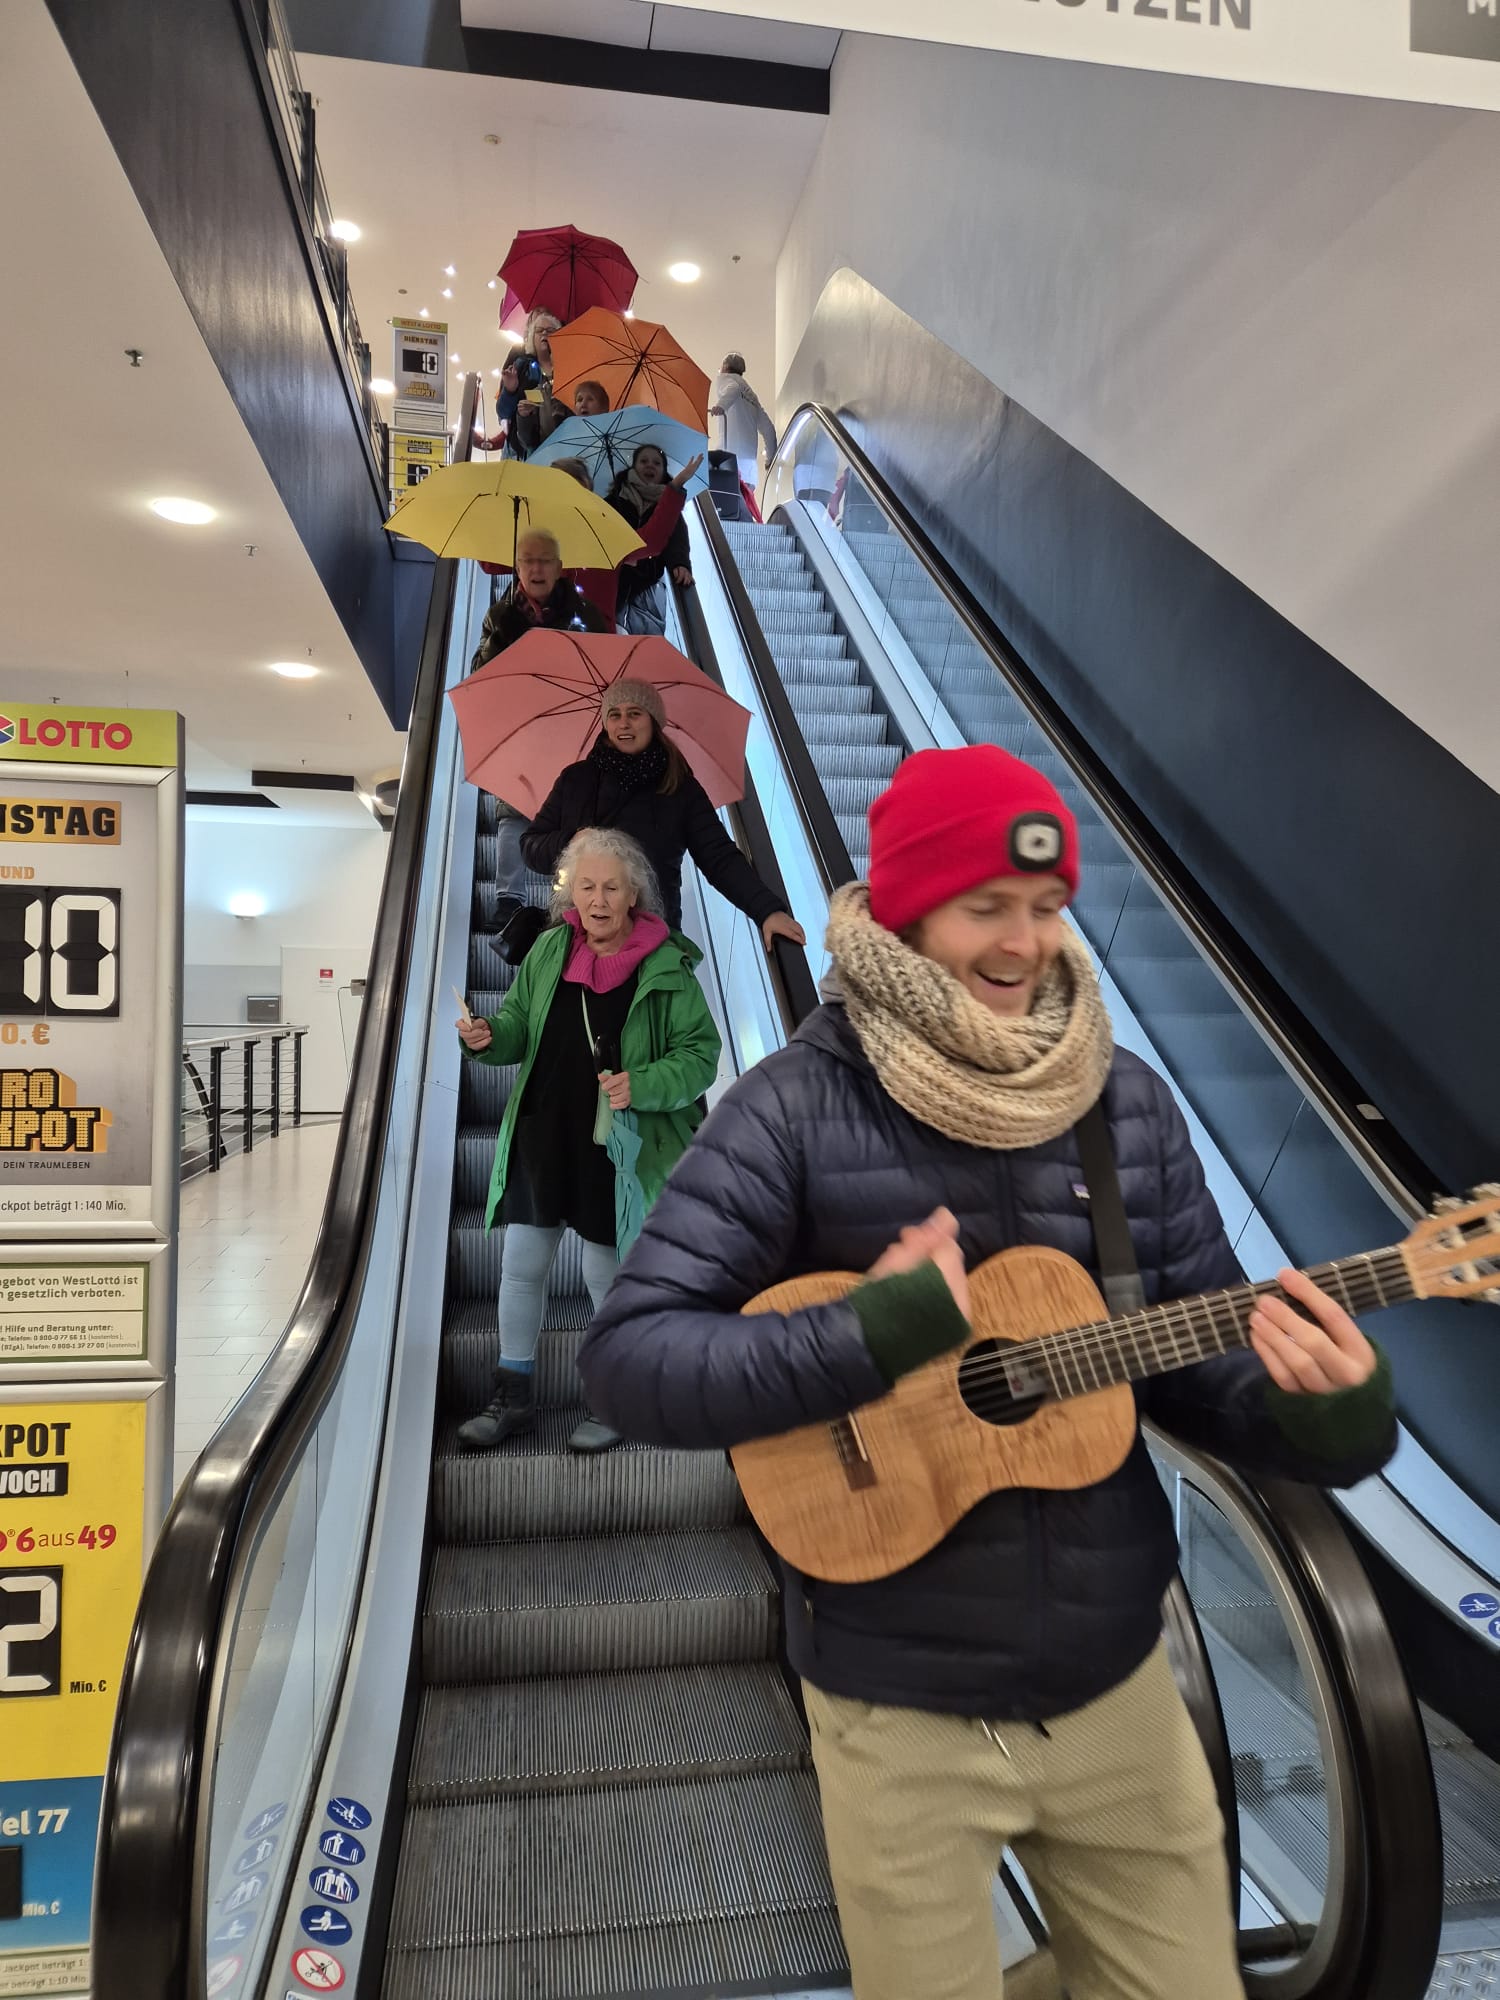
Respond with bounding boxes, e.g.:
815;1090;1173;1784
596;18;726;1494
455;826;721;1454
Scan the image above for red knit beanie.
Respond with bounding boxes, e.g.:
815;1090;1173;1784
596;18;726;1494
867;746;1079;935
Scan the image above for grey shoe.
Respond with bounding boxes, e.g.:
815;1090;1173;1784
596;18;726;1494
567;1415;621;1453
457;1365;535;1450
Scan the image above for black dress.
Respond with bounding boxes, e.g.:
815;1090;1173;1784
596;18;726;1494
502;972;638;1249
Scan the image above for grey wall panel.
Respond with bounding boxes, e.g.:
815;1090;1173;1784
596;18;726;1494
47;0;398;717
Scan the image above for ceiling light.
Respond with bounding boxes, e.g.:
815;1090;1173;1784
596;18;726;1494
668;262;701;284
418;307;429;318
330;219;361;243
268;660;319;680
487;279;497;290
444;265;456;277
370;377;394;396
491;368;502;378
623;309;635;320
452;355;462;365
228;892;267;919
150;496;216;525
441;287;453;298
500;327;521;345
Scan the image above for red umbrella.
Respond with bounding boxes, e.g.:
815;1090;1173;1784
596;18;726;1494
498;283;527;336
499;225;637;325
448;630;750;817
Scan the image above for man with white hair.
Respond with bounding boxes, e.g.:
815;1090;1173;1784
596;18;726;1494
471;525;609;673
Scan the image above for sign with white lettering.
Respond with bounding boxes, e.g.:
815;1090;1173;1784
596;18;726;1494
653;0;1500;109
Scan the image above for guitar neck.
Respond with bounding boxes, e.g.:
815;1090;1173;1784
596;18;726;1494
1023;1247;1413;1401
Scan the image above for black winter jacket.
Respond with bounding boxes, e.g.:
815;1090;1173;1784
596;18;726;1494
471;578;609;674
520;744;783;934
580;1003;1397;1720
608;477;691;603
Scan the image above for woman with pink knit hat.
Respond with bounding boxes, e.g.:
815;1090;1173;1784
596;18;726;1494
580;742;1395;1999
522;677;805;949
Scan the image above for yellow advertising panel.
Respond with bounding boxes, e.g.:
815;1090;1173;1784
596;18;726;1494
0;803;120;847
0;1394;149;1997
0;707;177;771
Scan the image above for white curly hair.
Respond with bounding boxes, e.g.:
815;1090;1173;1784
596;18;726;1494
548;827;663;923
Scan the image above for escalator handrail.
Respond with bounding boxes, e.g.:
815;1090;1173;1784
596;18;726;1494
1149;1426;1444;2000
672;575;821;1030
92;377;481;1997
693;493;857;894
768;404;1439;1222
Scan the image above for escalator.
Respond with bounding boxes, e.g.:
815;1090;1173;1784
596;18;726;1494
92;379;1454;2000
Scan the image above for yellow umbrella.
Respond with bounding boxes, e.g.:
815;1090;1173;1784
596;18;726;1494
383;460;643;568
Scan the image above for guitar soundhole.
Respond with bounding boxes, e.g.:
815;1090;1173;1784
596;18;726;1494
958;1340;1050;1428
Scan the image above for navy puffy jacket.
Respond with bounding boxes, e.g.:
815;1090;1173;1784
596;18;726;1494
579;1003;1396;1720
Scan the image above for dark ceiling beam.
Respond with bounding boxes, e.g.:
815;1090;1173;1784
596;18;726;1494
460;25;829;114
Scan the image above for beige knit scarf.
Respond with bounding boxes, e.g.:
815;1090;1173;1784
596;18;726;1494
825;884;1114;1151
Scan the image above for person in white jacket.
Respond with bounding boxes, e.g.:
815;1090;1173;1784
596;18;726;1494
710;354;778;490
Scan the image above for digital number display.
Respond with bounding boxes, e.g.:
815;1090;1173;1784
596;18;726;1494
0;1567;63;1698
0;889;120;1021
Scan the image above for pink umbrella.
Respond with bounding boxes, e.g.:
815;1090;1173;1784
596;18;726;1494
448;630;750;818
498;283;527;336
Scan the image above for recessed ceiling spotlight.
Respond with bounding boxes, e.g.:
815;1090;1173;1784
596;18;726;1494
452;354;462;365
441;288;453;299
444;265;456;276
668;262;700;284
268;660;319;679
370;377;394;395
500;327;522;345
491;368;502;378
330;219;361;242
487;279;497;290
483;133;501;145
623;309;636;320
150;496;216;525
418;307;430;318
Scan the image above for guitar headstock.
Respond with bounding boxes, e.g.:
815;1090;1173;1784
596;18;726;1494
1404;1184;1500;1302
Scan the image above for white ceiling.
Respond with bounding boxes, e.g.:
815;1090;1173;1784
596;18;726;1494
299;53;827;437
460;0;840;66
2;2;404;819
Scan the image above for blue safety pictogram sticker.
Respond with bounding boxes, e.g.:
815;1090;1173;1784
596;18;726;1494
211;1915;256;1950
319;1829;366;1866
1489;1615;1500;1644
325;1797;372;1832
301;1905;354;1945
236;1835;278;1873
244;1803;287;1839
1459;1593;1500;1619
221;1871;267;1912
309;1865;360;1905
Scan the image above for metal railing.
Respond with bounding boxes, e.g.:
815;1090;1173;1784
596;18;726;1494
253;0;387;479
180;1027;308;1179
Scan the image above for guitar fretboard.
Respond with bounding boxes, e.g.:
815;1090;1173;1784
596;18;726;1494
1014;1247;1412;1401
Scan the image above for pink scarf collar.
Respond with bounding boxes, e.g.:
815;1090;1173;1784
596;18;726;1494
562;909;669;993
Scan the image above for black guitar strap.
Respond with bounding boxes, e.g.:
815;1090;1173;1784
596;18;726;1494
1074;1101;1147;1318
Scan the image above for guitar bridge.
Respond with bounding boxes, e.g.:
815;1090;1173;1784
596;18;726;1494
829;1415;877;1491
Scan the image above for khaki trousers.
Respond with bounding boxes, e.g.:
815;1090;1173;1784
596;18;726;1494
804;1642;1244;2000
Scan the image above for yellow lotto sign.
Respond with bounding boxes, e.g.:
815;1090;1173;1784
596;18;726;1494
0;1396;146;1781
0;705;178;770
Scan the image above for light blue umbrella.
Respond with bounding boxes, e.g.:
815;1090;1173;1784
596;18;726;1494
603;1107;647;1256
531;405;710;498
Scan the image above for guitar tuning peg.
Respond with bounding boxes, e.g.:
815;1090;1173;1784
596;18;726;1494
1431;1194;1466;1214
1466;1181;1500;1200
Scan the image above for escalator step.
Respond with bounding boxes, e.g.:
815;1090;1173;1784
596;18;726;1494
447;1207;595;1302
773;652;862;687
423;1526;776;1682
812;744;903;783
764;629;848;662
440;1297;593;1416
383;1902;848;2000
823;777;882;818
431;1411;746;1546
800;710;886;745
785;682;874;715
409;1660;808;1803
384;1768;838;1960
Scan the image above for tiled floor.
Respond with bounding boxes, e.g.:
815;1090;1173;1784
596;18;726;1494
172;1119;340;1490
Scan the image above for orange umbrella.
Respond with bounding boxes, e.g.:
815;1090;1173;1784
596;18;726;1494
548;309;711;432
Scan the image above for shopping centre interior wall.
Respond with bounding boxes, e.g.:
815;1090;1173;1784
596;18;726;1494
182;821;387;1025
775;36;1500;794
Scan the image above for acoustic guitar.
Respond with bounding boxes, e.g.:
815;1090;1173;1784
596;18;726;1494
731;1188;1500;1584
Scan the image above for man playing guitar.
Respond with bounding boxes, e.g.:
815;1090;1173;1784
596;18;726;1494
580;745;1395;2000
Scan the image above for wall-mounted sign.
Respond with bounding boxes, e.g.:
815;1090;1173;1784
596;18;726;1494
0;1246;173;1378
0;1386;159;2000
389;318;448;439
651;0;1500;109
0;725;182;1238
389;430;447;506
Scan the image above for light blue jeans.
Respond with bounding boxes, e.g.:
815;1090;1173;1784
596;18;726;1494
493;802;532;904
499;1223;618;1369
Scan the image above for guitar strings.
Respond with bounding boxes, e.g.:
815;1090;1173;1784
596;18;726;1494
937;1249;1409;1401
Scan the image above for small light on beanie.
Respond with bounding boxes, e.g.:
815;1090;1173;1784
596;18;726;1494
1009;813;1065;872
